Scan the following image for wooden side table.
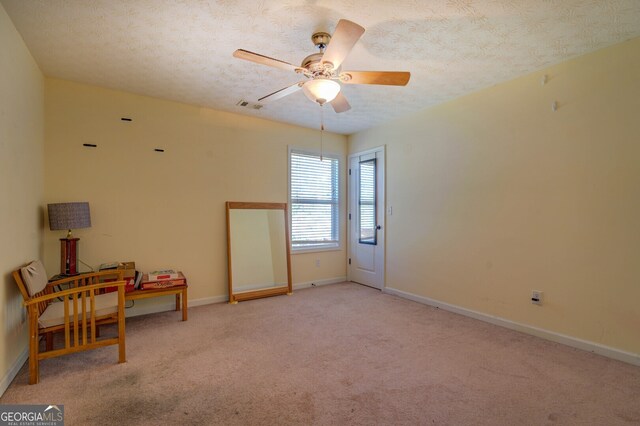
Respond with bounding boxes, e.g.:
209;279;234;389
125;284;188;321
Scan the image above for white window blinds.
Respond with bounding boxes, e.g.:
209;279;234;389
290;150;339;250
359;158;377;244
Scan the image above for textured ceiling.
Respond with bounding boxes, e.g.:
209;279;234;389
3;0;640;135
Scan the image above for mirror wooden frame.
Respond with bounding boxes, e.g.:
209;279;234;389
226;201;293;303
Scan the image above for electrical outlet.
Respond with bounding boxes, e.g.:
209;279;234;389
531;290;543;305
315;259;320;267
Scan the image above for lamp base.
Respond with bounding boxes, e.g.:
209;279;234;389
60;238;80;276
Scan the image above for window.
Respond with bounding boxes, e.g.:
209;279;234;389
289;149;340;251
358;158;377;245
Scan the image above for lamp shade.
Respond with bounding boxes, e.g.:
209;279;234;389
302;79;340;104
48;202;91;231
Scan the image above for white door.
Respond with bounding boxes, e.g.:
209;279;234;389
348;147;385;289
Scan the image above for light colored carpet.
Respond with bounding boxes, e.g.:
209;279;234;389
2;282;639;425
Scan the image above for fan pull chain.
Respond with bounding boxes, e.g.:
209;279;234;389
320;104;324;161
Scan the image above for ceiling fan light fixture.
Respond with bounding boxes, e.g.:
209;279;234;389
303;79;340;105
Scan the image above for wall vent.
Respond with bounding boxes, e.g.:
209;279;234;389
236;100;263;110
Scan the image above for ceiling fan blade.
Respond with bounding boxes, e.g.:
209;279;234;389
233;49;299;72
340;71;411;86
330;91;351;113
321;20;365;70
258;82;304;103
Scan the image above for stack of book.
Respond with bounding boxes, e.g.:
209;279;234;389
140;270;186;290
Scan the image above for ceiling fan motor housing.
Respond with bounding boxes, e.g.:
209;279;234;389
302;32;337;76
301;53;332;74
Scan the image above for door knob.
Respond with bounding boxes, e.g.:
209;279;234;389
376;225;382;230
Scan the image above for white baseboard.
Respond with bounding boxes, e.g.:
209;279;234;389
1;346;28;397
125;294;228;318
189;295;228;307
383;286;640;367
293;276;347;290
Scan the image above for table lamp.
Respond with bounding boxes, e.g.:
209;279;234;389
47;202;91;276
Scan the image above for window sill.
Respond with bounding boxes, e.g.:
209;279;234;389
291;245;342;255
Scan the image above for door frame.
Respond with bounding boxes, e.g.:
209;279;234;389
347;145;386;289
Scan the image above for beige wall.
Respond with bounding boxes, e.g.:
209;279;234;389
44;79;347;310
0;4;44;389
349;38;640;355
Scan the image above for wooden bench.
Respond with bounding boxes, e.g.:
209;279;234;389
125;284;188;321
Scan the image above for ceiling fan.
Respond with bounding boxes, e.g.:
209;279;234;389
233;19;410;113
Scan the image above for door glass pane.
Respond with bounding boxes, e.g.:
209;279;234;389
359;158;376;245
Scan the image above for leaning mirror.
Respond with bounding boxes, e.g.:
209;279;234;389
226;202;292;303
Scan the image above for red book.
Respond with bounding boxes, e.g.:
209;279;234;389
141;278;186;290
140;271;186;290
147;270;179;281
152;274;173;280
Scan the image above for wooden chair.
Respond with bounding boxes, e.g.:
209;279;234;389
12;260;126;384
